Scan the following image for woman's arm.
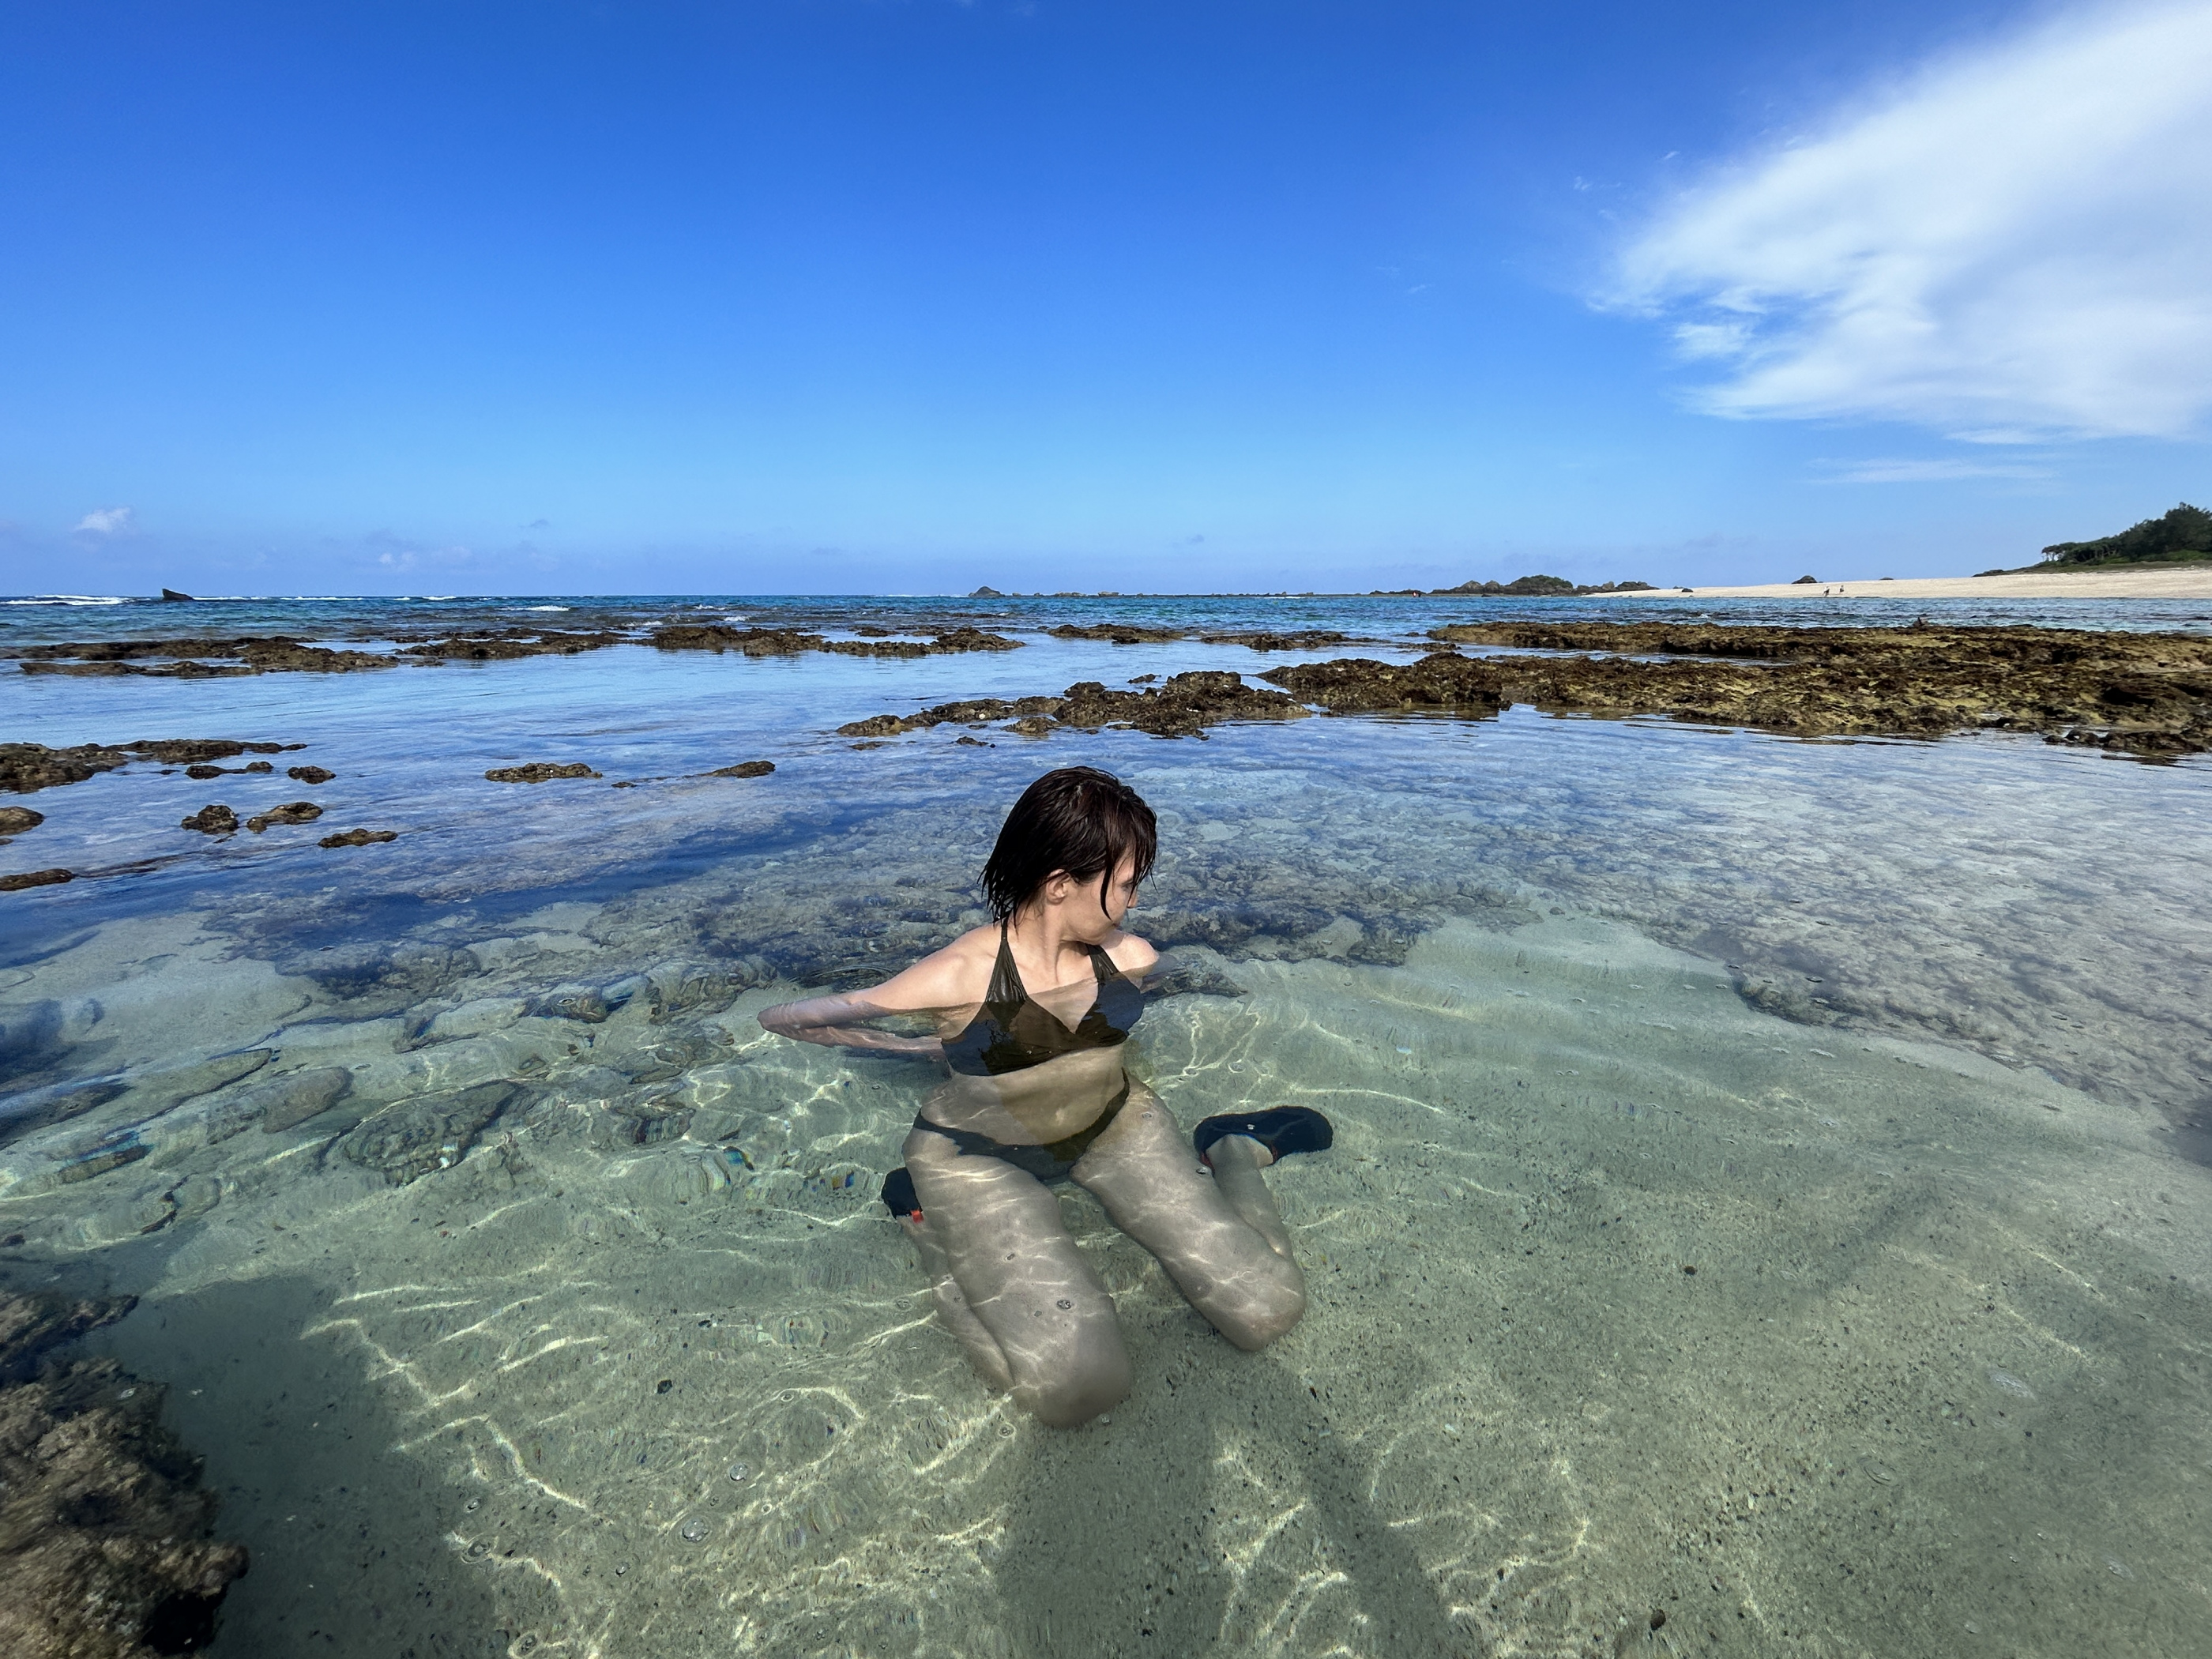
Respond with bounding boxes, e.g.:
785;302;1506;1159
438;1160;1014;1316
756;928;994;1054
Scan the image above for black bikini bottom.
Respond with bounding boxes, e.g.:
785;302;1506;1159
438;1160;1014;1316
909;1085;1129;1187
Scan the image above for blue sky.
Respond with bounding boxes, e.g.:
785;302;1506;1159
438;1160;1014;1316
2;0;2207;595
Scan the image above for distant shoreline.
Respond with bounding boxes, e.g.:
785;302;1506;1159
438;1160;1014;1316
1623;566;2212;601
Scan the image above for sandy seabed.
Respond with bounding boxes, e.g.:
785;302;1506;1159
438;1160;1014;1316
7;903;2206;1659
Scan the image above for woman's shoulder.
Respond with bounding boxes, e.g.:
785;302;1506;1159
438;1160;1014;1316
859;924;1001;1010
1104;929;1158;974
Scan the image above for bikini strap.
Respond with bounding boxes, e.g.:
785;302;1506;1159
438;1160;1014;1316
1088;942;1119;983
985;921;1026;1006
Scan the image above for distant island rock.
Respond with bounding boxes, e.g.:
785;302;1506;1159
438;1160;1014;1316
160;587;194;601
1421;574;1657;598
969;585;1006;598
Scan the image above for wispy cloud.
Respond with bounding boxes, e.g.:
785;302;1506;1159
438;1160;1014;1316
1815;457;2052;484
74;505;135;534
1607;3;2212;439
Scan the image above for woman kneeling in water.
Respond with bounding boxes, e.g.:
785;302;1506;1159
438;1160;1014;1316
759;766;1331;1427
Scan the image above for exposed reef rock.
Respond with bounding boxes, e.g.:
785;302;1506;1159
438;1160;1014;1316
649;623;1020;657
244;801;322;833
709;761;776;778
17;637;392;674
1044;623;1354;651
1259;623;2212;756
1258;654;1516;717
1047;622;1187;645
0;807;45;836
485;762;602;783
0;868;73;893
0;1292;248;1659
1;740;295;796
318;828;398;848
837;671;1309;742
285;765;335;784
182;762;271;779
178;805;237;835
397;629;627;660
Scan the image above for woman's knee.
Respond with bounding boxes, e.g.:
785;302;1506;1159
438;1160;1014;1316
1217;1261;1307;1352
1013;1315;1131;1426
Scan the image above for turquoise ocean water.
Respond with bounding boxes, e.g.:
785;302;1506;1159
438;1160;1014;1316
3;592;2209;1657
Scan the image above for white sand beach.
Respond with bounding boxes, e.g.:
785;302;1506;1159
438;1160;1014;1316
1625;565;2212;602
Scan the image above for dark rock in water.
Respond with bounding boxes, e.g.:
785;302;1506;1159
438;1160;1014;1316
642;961;768;1025
597;1094;694;1147
709;760;775;778
650;622;1021;659
244;801;322;833
318;827;397;848
969;585;1005;597
1197;630;1351;651
0;867;73;893
1262;653;1514;717
954;734;991;747
524;987;612;1023
342;1080;528;1184
17;637;389;675
1;739;296;796
834;675;1302;743
160;586;194;600
1048;622;1186;645
0;1076;130;1146
1144;962;1247;999
927;626;1022;653
0;1291;248;1659
247;1067;356;1133
291;941;479;1011
286;764;335;784
484;762;601;782
397;629;626;661
184;760;274;779
0;806;44;836
179;804;237;834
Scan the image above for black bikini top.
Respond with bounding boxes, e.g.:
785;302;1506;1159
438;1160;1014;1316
942;924;1146;1077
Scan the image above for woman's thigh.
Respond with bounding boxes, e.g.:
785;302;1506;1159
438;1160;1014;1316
1070;1092;1304;1347
903;1126;1129;1423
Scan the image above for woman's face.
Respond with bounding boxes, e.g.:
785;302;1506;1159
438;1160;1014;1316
1043;851;1142;939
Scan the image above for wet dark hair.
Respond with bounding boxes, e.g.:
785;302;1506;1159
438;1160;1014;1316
980;766;1158;923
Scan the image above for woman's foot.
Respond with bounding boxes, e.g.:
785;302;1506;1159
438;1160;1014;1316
1192;1106;1334;1169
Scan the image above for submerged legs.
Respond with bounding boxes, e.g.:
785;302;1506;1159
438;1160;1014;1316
1074;1089;1307;1352
901;1125;1131;1427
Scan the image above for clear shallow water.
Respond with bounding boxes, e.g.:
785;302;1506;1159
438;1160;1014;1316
4;599;2210;1657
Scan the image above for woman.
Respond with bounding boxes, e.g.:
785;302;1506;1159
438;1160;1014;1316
759;766;1332;1427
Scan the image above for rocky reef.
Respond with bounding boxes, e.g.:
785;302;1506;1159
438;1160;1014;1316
17;637;393;675
0;1292;248;1657
1261;621;2212;756
649;624;1021;657
1045;623;1353;650
838;670;1310;742
1;741;299;796
484;762;601;783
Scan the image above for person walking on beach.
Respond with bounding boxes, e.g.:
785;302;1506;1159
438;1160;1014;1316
759;766;1332;1427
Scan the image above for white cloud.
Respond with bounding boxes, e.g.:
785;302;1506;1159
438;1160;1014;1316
1815;457;2051;483
74;506;134;535
1608;2;2212;439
